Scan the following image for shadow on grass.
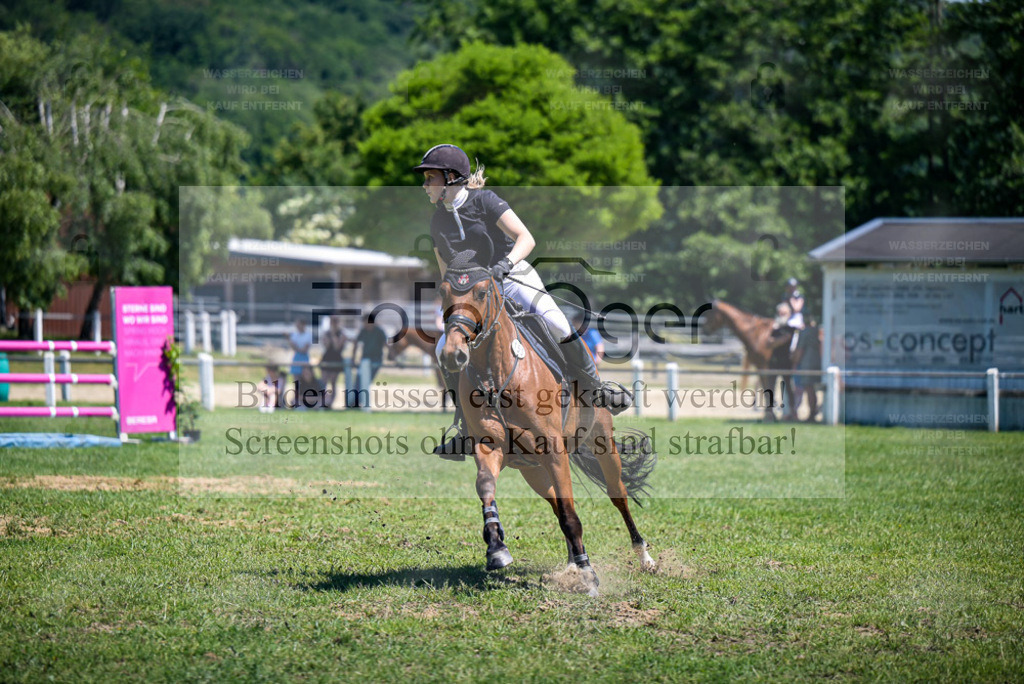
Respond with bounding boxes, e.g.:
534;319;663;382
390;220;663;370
285;564;526;594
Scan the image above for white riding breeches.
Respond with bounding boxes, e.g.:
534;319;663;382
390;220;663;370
435;262;572;361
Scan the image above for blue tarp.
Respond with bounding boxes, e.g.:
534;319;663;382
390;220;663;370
0;433;122;448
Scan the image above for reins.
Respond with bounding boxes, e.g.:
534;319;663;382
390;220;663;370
504;274;602;321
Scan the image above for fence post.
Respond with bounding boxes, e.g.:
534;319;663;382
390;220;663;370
228;310;237;357
59;350;71;402
825;366;841;426
44;351;56;407
986;367;999;433
631;358;644;417
666;362;679;422
34;308;43;343
92;310;102;344
198;353;215;410
184;311;195;354
199;312;212;353
219;311;230;356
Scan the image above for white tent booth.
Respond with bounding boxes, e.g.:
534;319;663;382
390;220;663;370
810;217;1024;431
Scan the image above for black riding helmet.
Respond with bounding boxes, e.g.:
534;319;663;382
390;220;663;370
413;144;471;185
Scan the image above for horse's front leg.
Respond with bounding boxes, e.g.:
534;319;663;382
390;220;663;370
475;439;512;570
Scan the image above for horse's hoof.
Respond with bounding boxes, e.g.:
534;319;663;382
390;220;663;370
634;541;657;573
580;566;600;596
486;547;513;571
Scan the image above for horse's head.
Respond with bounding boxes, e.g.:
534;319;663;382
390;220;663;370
439;253;501;373
701;300;725;335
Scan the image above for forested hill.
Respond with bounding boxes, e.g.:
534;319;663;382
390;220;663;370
0;0;426;168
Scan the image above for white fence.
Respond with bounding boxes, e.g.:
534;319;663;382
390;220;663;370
173;355;1016;433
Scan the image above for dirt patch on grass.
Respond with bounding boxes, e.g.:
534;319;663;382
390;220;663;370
4;475;169;492
0;515;68;537
332;602;478;622
609;601;661;628
3;474;380;495
652;548;709;580
540;564;599;595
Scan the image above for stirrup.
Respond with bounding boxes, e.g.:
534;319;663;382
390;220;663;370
599;380;633;416
433;422;468;461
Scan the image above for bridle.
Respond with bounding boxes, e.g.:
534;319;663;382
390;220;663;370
442;265;532;439
443;267;506;352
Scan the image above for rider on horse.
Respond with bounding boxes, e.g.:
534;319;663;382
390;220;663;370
783;277;805;353
414;143;632;458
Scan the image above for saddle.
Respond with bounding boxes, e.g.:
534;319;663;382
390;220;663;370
504;299;567;384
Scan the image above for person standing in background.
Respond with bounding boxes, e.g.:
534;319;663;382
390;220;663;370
351;318;388;409
286;318;312;402
319;316;348;409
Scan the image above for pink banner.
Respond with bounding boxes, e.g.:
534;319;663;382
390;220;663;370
113;286;176;435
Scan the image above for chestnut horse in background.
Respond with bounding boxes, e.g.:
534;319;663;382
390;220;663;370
438;262;656;596
702;300;793;422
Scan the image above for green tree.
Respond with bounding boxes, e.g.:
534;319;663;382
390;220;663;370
0;28;260;336
941;0;1024;215
265;92;364;187
349;42;661;253
411;0;1021;316
0;30;83;335
0;0;430;168
178;186;273;297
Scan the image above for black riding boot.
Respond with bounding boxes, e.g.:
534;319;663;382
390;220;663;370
434;370;470;461
562;336;632;415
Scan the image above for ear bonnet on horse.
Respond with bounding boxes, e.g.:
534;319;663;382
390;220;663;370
444;250;491;292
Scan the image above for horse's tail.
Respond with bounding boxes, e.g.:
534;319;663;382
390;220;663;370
569;428;657;507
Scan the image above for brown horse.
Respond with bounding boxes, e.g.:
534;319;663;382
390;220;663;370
702;300;794;422
387;328;450;410
438;263;656;595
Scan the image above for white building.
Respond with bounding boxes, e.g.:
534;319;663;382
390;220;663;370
810;217;1024;430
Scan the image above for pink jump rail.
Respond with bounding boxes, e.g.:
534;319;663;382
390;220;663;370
0;406;118;419
0;340;116;354
0;373;117;387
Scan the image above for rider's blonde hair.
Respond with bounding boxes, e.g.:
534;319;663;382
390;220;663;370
467;160;487;188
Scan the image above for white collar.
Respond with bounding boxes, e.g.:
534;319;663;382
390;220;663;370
443;187;469;212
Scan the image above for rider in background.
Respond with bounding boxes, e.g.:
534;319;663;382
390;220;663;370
414;143;631;458
783;277;805;353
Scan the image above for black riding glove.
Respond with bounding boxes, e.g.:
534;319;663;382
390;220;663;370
489;258;513;282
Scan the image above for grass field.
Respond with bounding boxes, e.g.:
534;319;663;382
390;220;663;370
1;409;1022;681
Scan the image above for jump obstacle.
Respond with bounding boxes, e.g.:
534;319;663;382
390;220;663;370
0;340;120;424
0;284;177;442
